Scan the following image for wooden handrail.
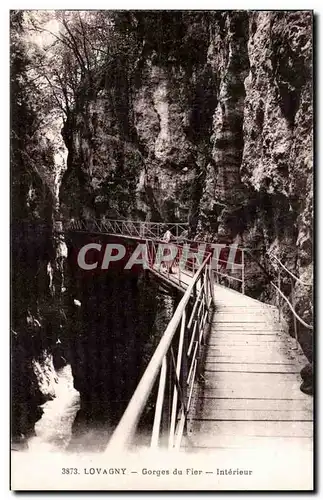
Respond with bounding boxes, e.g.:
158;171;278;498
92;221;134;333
271;283;313;330
245;249;313;331
267;252;312;287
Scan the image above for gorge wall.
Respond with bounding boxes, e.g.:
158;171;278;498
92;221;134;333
11;10;313;442
60;10;313;354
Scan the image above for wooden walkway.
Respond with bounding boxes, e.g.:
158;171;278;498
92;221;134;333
66;219;313;455
162;268;313;453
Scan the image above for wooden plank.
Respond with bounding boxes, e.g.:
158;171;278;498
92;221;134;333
210;331;284;336
195;409;312;421
213;316;274;320
211;325;282;329
207;340;284;345
210;331;284;335
190;420;313;438
210;331;283;336
201;378;309;400
210;329;282;335
213;318;276;322
207;334;283;343
207;343;284;347
213;322;278;326
211;317;277;321
209;331;283;335
205;347;298;357
214;305;277;309
213;311;274;315
201;388;310;400
204;362;300;373
205;356;297;363
212;317;271;322
213;306;272;312
210;325;283;331
210;326;283;332
209;341;287;347
206;358;299;365
205;343;296;350
195;397;313;412
211;322;282;332
204;371;303;384
210;327;282;330
183;434;313;450
204;353;300;364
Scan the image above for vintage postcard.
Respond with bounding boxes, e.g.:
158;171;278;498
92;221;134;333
10;9;314;491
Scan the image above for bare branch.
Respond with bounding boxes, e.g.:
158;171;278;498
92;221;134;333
61;17;87;74
78;12;91;73
43;74;68;117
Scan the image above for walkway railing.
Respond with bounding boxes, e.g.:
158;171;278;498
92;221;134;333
145;239;212;288
266;251;313;336
107;246;215;451
68;218;189;239
245;249;313;336
67;218;246;293
174;238;245;294
213;248;245;294
65;216;312;446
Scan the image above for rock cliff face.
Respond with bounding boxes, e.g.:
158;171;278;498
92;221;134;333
11;12;69;439
60;11;313;356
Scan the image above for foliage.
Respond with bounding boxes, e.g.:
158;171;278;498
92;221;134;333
11;10;54;220
21;11;139;117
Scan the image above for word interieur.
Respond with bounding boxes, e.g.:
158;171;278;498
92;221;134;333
76;242;243;271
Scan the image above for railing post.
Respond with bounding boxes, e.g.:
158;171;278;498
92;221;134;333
201;269;207;346
151;356;167;448
206;266;211;312
209;264;216;306
196;274;204;378
168;309;186;448
290;278;298;345
178;255;181;286
241;249;245;295
277;268;281;322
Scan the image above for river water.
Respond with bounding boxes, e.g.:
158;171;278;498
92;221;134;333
27;364;80;452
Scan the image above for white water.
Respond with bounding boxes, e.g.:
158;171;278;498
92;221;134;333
28;364;80;453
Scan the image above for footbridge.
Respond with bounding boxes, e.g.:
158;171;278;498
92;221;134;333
65;218;313;453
